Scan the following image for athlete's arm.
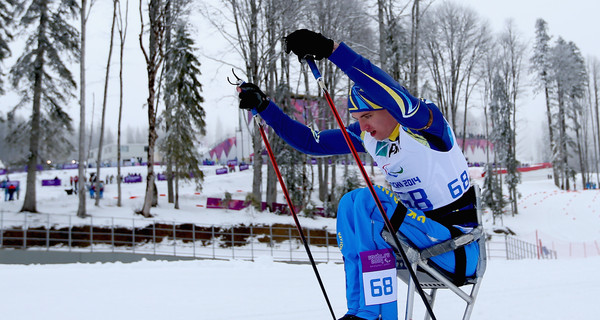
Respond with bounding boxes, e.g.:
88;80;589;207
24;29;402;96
258;101;366;155
329;42;454;151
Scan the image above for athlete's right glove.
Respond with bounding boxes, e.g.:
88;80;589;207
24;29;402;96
284;29;334;61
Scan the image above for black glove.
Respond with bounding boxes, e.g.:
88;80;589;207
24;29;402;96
284;29;334;61
238;82;269;112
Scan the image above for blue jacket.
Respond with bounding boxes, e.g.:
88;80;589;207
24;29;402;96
258;42;454;154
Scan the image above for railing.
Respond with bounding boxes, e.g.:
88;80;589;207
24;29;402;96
0;211;562;263
0;210;342;263
486;234;557;260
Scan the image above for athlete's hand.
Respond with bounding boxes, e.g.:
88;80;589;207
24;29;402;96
284;29;334;61
238;83;269;112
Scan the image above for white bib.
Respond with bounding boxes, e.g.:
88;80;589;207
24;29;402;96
363;125;469;210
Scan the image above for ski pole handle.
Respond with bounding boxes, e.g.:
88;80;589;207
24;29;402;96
303;57;327;91
304;57;321;80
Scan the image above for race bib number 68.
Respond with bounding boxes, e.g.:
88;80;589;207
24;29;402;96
360;249;397;305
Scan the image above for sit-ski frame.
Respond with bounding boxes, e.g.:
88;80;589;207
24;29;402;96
381;185;487;320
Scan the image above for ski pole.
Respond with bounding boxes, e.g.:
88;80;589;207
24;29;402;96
255;117;337;320
304;58;438;320
230;72;336;320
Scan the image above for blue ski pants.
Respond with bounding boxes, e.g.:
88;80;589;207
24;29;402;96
336;186;479;320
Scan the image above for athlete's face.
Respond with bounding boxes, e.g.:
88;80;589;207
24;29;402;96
351;109;398;141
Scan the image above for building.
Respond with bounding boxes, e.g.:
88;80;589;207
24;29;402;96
88;143;163;167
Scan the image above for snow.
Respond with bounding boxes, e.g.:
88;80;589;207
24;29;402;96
1;166;600;319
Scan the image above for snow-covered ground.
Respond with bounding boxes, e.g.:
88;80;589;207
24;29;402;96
1;166;599;319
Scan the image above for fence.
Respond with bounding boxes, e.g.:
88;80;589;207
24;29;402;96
486;234;557;260
0;211;577;264
0;210;342;263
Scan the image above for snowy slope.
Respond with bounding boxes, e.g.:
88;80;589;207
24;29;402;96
1;166;599;319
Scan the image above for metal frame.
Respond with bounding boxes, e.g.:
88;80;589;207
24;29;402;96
382;186;487;320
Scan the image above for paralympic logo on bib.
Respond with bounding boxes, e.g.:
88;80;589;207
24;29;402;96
382;163;404;178
360;248;395;272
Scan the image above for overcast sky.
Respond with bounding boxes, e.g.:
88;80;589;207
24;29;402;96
3;0;599;160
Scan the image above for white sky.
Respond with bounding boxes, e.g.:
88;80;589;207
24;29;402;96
3;0;599;159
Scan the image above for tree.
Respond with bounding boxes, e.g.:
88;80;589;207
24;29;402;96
0;0;15;97
10;0;79;213
531;18;559;187
589;58;600;185
497;20;525;215
138;0;167;217
486;74;512;223
550;38;587;190
420;2;487;132
76;0;95;218
95;0;117;206
159;20;206;209
116;0;128;207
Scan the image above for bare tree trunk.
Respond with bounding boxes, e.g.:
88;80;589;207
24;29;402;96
174;162;179;209
139;0;165;217
95;1;117;206
592;60;600;185
377;0;387;69
163;0;174;204
116;0;129;207
265;8;278;210
409;0;420;96
544;84;560;187
77;0;89;217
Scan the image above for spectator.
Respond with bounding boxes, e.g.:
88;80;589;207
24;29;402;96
8;184;16;201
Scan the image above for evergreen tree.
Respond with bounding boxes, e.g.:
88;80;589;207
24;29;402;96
10;0;79;213
159;22;206;209
531;19;559;187
484;75;512;223
0;0;15;96
550;38;587;190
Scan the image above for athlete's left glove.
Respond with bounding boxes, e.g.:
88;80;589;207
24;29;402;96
238;83;269;112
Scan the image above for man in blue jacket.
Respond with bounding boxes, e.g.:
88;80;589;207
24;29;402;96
238;29;479;320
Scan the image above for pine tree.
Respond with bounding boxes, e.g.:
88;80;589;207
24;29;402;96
159;22;206;209
550;38;587;190
531;19;560;187
10;0;79;213
484;75;512;223
0;0;15;96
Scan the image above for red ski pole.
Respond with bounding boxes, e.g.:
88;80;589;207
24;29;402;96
256;118;337;320
304;58;438;320
231;73;336;320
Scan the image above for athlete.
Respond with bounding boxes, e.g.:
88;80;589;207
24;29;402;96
238;29;480;320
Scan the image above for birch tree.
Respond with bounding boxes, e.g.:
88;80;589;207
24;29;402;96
138;0;167;217
116;0;128;207
94;0;117;206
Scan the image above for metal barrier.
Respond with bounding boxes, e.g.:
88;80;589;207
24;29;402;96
0;210;342;263
0;211;559;263
486;234;557;260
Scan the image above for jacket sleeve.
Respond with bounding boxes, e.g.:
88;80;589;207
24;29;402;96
258;100;365;156
328;42;453;151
